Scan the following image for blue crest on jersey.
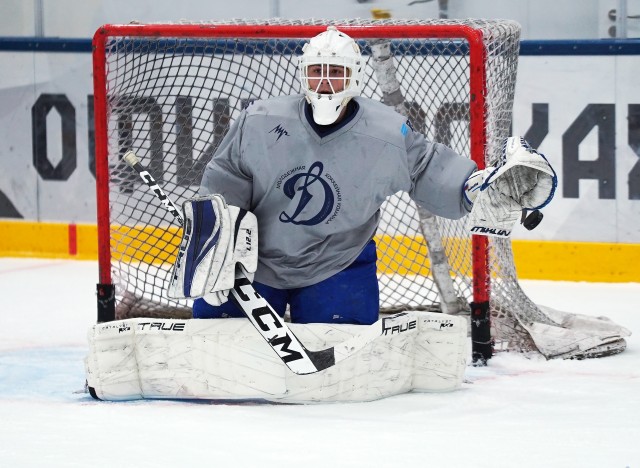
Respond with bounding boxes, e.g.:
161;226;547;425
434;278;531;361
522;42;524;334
279;161;335;226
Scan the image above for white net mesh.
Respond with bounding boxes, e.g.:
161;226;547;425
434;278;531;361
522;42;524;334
96;19;625;358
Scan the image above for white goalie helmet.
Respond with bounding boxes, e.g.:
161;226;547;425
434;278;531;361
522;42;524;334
298;26;364;125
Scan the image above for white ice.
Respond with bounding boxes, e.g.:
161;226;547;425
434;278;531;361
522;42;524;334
0;258;638;467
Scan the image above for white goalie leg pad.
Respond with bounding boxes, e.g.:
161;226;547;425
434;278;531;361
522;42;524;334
167;194;257;303
84;321;142;400
85;312;468;403
467;136;557;237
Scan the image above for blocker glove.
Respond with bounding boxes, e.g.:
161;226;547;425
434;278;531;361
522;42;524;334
167;194;258;305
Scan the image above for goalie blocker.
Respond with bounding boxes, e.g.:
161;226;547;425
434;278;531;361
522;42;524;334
167;194;258;305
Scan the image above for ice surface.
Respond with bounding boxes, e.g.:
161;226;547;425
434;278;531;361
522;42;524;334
0;258;638;467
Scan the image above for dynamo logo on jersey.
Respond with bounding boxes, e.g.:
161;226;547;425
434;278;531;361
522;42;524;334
279;161;339;226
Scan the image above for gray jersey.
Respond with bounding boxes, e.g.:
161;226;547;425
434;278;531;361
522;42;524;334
200;95;476;289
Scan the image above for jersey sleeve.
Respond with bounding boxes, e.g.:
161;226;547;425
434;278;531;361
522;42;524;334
199;111;253;210
405;128;477;220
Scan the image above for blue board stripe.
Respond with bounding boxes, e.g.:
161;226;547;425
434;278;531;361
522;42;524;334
1;36;639;56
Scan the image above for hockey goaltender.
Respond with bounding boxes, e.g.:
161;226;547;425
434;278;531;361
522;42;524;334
86;26;576;403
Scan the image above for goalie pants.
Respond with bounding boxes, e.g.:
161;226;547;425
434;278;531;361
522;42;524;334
192;240;379;325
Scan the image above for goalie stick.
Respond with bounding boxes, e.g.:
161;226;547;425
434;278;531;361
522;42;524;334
123;150;419;375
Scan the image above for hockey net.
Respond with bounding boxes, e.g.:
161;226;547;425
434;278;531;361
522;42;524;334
93;19;629;360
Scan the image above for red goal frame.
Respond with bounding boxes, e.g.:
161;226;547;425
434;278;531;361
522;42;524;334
92;23;491;318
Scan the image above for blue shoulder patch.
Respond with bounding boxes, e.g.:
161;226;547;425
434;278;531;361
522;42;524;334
401;119;414;136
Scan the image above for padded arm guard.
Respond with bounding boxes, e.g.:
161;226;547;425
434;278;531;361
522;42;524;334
466;136;557;237
167;194;258;304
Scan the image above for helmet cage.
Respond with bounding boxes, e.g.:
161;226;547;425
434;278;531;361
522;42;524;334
299;57;359;96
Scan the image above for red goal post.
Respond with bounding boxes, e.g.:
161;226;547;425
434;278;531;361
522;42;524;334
92;19;540;361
